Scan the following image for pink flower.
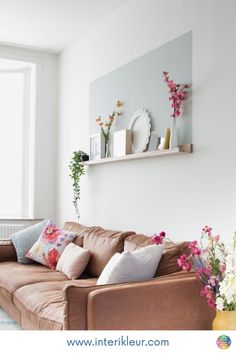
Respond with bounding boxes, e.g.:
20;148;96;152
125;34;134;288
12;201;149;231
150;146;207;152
220;264;226;273
207;299;216;308
151;231;166;245
200;286;214;300
196;268;206;278
200;286;216;308
167;80;176;91
206;265;212;274
208;276;217;287
202;225;212;236
188;240;201;256
177;254;192;272
196;267;211;280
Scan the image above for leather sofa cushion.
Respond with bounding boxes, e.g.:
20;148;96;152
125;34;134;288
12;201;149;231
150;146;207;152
124;234;153;250
0;262;68;293
0;240;17;262
0;287;21;324
83;227;135;277
124;234;189;276
14;278;97;330
0;285;13;304
63;222;92;247
156;241;190;276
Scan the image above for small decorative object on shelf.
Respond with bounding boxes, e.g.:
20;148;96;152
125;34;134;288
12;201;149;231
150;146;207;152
177;226;236;330
69;150;87;219
163;128;170;149
89;133;105;160
170;117;177;148
113;129;132;157
129;108;151;153
163;71;190;149
157;136;166;150
96;100;123;158
147;132;160;151
81;153;89;162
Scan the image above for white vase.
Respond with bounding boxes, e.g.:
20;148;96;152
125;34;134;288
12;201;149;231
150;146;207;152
170;118;178;149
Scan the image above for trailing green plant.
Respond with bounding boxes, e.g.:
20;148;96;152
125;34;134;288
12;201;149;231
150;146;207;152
69;150;87;219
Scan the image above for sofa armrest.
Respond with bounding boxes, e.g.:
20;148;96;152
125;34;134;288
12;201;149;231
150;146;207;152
0;240;17;262
87;277;215;330
63;283;121;330
63;285;92;330
63;284;110;330
62;272;189;330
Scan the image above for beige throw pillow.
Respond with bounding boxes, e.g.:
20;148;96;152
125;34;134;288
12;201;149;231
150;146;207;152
56;243;90;279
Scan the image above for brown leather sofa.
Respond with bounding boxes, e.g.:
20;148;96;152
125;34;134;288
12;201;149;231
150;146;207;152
0;222;215;330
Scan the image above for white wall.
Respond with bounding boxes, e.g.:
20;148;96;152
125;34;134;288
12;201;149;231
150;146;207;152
0;44;58;221
57;0;236;241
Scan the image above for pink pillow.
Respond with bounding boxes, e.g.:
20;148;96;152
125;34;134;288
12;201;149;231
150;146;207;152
26;222;77;269
56;243;90;279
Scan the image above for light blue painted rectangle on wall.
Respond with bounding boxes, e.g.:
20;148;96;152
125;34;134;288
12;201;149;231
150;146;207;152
89;32;192;145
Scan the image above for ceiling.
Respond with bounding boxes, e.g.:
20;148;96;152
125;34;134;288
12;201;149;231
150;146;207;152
0;0;124;53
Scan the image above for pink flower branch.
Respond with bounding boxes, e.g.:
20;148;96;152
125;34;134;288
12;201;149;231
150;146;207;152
163;71;190;118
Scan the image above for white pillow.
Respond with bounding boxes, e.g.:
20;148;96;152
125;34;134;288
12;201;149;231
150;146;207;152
56;243;90;279
97;245;163;285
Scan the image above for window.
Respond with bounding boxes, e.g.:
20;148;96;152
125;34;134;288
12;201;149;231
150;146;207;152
0;58;35;218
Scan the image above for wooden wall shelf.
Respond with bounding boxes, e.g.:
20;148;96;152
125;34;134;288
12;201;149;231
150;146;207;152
81;144;192;166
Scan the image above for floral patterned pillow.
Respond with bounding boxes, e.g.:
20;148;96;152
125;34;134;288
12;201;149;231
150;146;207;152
26;222;77;269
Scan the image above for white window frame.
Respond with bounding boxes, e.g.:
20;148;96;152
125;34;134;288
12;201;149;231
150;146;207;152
0;68;32;219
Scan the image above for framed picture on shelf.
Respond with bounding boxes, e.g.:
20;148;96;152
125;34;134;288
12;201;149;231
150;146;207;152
113;129;132;157
147;131;160;151
89;133;105;160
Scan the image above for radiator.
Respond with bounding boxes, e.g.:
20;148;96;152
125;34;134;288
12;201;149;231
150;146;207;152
0;224;25;239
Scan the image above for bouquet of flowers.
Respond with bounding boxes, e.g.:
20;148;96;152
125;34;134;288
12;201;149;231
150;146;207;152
177;226;236;310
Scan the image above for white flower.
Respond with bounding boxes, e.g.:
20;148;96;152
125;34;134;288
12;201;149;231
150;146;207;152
216;296;225;311
225;252;236;273
219;273;236;304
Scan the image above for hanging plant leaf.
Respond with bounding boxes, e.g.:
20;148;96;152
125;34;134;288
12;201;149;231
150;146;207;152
68;150;88;219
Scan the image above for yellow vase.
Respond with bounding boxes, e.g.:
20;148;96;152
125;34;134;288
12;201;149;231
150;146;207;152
212;310;236;330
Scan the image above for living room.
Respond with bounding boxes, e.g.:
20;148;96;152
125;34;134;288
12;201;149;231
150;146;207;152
0;0;236;351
